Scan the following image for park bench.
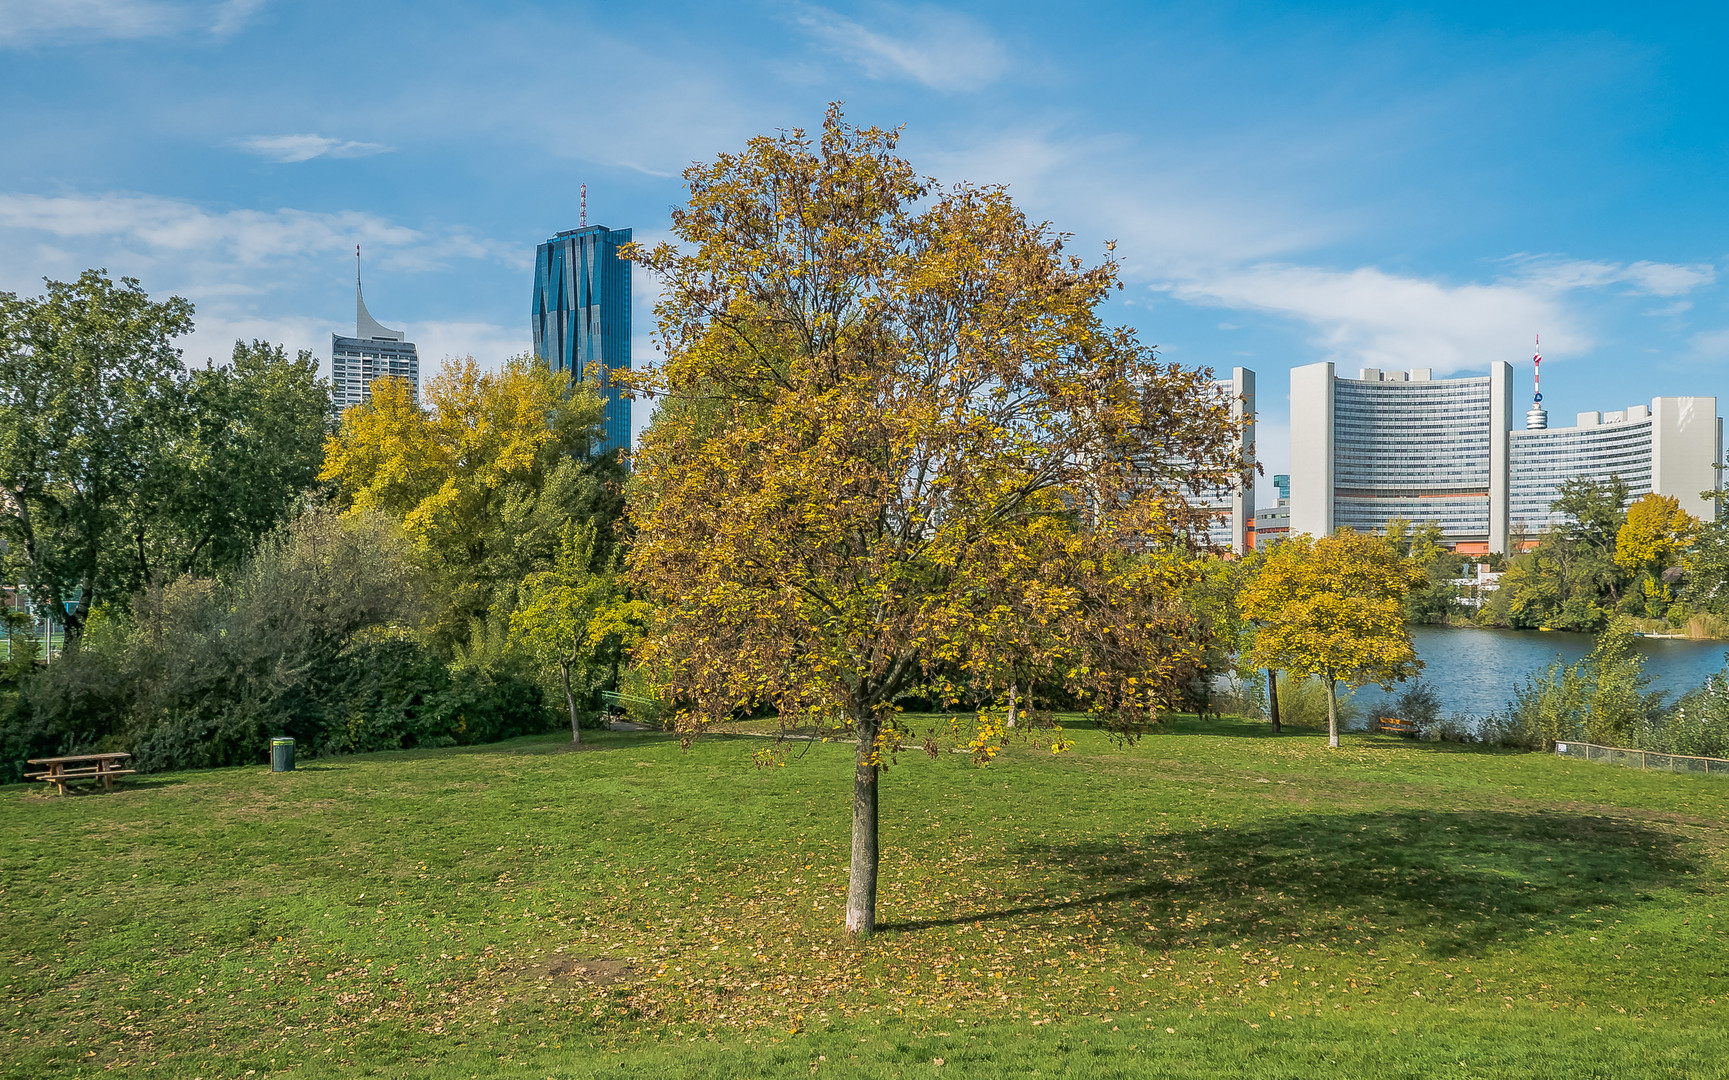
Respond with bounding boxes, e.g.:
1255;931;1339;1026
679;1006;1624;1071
1377;716;1418;738
24;752;135;796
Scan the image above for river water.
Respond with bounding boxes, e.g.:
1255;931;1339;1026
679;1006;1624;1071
1350;626;1729;718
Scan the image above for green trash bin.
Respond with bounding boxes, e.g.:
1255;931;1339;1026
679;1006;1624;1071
270;737;295;772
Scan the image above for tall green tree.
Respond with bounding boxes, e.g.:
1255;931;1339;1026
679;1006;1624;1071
122;339;332;589
1383;518;1466;624
509;520;643;743
623;107;1248;936
0;271;193;643
1483;475;1633;631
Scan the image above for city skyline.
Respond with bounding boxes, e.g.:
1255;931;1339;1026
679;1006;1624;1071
3;3;1728;460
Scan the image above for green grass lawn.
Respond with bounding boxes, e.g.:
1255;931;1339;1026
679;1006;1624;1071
4;715;1729;1078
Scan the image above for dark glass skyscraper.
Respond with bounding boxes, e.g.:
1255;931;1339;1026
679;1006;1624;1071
532;224;632;456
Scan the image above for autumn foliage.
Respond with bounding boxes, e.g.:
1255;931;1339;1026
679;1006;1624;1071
1240;530;1424;747
622;107;1250;934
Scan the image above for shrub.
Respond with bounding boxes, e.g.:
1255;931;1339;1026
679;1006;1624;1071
1393;681;1443;730
3;506;558;778
1274;674;1359;730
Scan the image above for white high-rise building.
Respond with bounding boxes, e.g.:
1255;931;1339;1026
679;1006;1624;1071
331;262;419;414
1508;399;1720;539
1288;361;1720;554
1198;367;1256;555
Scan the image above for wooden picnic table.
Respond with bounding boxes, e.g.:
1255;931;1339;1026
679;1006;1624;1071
25;752;135;795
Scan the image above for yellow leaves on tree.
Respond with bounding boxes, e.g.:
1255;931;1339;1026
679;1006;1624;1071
1615;493;1697;585
621;106;1249;936
1239;531;1424;748
318;355;617;652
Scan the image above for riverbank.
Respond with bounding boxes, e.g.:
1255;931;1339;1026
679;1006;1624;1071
1354;625;1729;718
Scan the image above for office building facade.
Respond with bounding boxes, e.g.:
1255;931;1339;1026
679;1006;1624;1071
1197;367;1256;555
1509;398;1720;539
532;224;633;456
331;274;419;413
1290;360;1721;553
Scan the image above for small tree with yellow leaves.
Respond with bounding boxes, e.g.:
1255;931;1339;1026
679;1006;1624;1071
1240;530;1424;747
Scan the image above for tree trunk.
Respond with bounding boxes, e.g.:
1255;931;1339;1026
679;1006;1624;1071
1006;682;1019;728
1266;668;1281;734
1325;668;1339;748
561;659;582;745
845;710;881;937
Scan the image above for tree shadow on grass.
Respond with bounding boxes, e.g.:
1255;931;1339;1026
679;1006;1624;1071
887;810;1698;958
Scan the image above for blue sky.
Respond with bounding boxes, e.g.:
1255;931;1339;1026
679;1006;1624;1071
2;1;1727;481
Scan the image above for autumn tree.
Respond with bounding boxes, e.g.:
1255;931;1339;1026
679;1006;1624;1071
1240;530;1424;747
622;107;1249;936
320;355;624;655
1616;492;1698;615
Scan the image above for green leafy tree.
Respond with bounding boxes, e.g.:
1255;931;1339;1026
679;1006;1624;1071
622;107;1248;936
122;339;331;588
1240;530;1425;747
1384;518;1466;624
1682;517;1729;615
1482;476;1632;631
509;520;644;743
0;271;194;643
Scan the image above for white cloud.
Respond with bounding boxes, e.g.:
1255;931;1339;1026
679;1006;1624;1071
0;192;418;267
1163;265;1577;376
233;134;392;163
410;322;531;371
175;311;329;372
1506;256;1716;297
796;3;1008;91
1158;254;1719;376
0;0;264;46
1688;328;1729;363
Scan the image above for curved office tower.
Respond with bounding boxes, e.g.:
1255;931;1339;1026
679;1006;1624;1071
1509;399;1720;540
532;224;633;457
1290;360;1721;554
1289;362;1512;554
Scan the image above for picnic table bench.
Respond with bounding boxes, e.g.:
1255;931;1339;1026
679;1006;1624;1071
25;752;135;795
1378;716;1418;737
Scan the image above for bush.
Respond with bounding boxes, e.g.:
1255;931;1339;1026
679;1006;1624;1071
1274;674;1359;730
1393;681;1443;730
0;507;558;780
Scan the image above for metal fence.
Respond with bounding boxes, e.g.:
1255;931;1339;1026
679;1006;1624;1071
1555;741;1729;776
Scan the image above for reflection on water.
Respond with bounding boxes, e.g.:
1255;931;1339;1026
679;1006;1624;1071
1352;626;1729;718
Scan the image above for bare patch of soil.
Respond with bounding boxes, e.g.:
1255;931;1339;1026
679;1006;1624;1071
519;955;634;986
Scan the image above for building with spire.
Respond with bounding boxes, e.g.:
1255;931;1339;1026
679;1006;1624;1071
331;250;419;413
532;186;632;456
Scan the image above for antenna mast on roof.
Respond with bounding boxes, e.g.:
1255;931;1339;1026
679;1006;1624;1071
1525;333;1548;430
580;183;587;228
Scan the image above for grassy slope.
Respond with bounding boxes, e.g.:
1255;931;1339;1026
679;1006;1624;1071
3;716;1728;1078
